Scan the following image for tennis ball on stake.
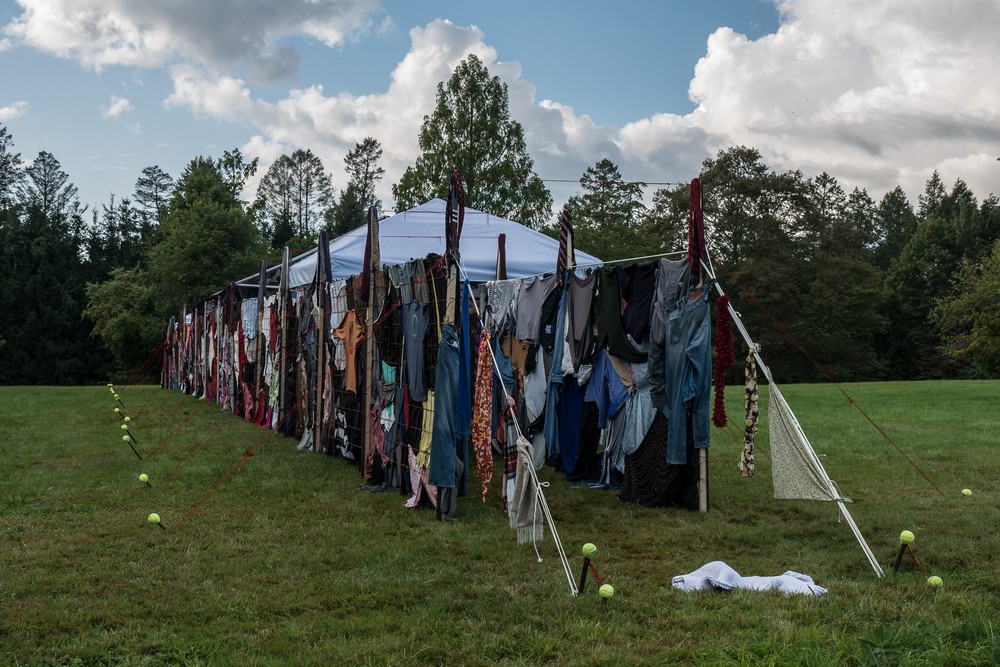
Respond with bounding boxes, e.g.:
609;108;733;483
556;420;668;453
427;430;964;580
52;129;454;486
124;416;131;423
122;435;130;442
121;423;128;431
114;407;120;414
599;584;615;599
147;513;160;525
962;488;972;496
927;575;943;587
900;530;915;545
139;473;149;484
582;543;597;559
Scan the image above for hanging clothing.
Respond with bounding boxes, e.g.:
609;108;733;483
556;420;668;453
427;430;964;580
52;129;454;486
515;273;560;344
649;287;712;464
428;324;460;489
618;410;698;509
542;277;570;460
740;350;758;478
558;377;584;473
584;348;630;429
617;260;658;344
619;361;656;465
416;389;435;469
565;271;598;373
332;309;363;394
472;330;494;502
401;301;432;401
594;267;646;362
329;279;349;370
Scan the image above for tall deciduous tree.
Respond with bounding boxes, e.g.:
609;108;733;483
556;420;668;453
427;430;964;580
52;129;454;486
930;238;1000;377
392;54;553;228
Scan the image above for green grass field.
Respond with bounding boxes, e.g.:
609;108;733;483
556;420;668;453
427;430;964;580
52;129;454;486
1;381;998;666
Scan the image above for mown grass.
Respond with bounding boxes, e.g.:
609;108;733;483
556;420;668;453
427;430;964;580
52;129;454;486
1;380;998;665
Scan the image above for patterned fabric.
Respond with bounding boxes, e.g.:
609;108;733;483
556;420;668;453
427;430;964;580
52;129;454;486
769;383;838;501
470;330;495;501
739;349;758;478
556;207;576;280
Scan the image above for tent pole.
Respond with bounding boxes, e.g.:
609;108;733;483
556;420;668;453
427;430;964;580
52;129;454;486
364;210;377;481
700;258;884;577
313;232;329;454
278;246;290;430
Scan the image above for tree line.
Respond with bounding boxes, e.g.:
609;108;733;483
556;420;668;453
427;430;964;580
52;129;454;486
0;53;996;384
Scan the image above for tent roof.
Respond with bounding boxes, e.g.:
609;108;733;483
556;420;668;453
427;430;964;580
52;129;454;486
283;198;602;287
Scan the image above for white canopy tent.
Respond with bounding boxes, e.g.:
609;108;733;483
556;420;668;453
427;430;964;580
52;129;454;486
275;199;601;286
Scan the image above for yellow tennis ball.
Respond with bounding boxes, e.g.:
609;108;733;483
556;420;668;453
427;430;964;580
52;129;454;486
114;407;120;414
962;489;972;497
599;584;614;598
582;543;597;559
124;416;131;423
139;473;148;484
927;575;943;587
900;530;915;545
147;513;160;525
121;424;128;431
122;435;130;442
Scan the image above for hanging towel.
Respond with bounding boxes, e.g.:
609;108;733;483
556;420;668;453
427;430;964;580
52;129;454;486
509;436;544;545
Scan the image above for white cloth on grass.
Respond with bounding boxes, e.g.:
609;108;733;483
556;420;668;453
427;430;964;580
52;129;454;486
672;561;827;596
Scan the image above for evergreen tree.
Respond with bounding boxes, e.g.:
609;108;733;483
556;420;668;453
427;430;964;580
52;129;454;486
873;186;917;270
344;137;385;213
0;124;22;208
392;54;553;228
561;158;648;260
256;149;334;246
0;151;110;383
134;165;174;225
148;155;263;309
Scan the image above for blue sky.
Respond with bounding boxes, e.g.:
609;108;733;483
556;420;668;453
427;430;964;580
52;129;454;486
1;0;997;217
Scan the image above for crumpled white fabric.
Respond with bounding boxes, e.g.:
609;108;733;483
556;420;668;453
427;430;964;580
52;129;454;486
672;561;827;596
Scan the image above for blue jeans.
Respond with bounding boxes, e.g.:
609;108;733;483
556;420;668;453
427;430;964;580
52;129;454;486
657;288;712;464
429;323;460;488
542;278;569;458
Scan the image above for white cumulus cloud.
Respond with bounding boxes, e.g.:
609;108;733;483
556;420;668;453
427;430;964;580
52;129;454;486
0;100;29;121
3;0;383;81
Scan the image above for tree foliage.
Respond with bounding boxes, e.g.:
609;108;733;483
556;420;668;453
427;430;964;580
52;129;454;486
561;158;649;261
392;54;552;228
326;137;386;237
256;149;334;247
0;125;22;208
148;156;263;310
930;238;1000;377
134;165;174;225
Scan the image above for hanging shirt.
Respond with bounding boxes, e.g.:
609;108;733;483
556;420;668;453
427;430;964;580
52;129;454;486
515;273;560;344
618;260;659;344
583;348;630;429
401;301;432;401
566;270;598;373
332;309;363;394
